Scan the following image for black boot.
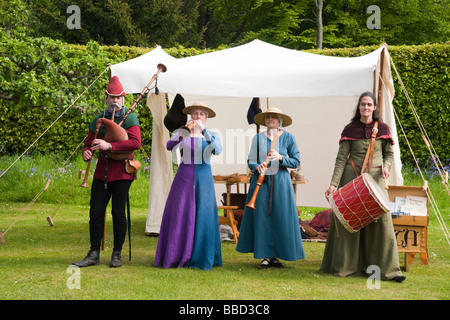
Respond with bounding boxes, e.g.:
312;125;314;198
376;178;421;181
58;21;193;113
110;250;122;268
391;275;406;283
73;250;100;267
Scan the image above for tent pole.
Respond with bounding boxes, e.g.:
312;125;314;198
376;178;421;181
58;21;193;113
257;98;260;134
373;70;377;96
376;47;386;119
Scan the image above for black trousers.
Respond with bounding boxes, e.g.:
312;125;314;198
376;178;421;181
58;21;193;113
89;179;133;252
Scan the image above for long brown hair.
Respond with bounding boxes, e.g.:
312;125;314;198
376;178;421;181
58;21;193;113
351;92;379;122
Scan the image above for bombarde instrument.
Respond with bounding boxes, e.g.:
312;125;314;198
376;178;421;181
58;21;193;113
179;121;195;138
245;128;282;209
80;63;167;188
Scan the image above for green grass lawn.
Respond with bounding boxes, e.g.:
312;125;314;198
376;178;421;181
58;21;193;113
0;201;449;300
0;154;449;301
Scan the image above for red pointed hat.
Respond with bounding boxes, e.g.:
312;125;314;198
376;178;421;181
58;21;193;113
105;76;126;97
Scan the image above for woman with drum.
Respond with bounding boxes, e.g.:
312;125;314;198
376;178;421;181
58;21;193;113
236;107;305;269
154;102;223;270
321;92;405;282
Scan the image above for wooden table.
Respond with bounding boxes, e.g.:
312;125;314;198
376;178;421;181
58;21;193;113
214;174;308;206
388;185;429;272
213;174;250;207
213;174;308;243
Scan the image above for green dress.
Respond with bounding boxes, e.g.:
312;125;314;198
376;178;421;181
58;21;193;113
320;137;403;280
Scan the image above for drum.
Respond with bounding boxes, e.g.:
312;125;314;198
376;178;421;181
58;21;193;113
328;173;390;233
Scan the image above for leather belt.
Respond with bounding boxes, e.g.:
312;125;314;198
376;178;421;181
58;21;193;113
347;162;381;169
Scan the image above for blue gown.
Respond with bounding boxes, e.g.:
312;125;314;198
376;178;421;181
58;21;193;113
236;131;305;261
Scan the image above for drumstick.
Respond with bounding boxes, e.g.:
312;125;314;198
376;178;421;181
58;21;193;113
384;177;389;190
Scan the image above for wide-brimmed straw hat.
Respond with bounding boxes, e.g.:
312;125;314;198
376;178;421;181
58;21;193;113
182;101;216;118
254;107;292;127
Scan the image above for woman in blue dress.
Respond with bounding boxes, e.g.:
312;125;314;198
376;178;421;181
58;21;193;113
236;107;305;269
154;102;222;270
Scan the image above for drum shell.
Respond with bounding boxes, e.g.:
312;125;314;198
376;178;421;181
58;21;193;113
328;173;389;233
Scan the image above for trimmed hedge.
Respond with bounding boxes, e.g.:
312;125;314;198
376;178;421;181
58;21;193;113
388;44;449;168
0;35;448;167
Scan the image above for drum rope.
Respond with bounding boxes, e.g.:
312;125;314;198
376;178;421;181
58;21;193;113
334;176;393;233
338;179;371;232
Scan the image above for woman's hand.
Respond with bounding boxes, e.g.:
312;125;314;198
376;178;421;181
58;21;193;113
194;119;205;132
256;162;267;174
325;185;337;199
185;119;195;127
268;149;282;162
382;166;390;179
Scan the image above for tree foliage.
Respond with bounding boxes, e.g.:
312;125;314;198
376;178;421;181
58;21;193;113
5;0;449;49
0;0;448;165
1;29;448;165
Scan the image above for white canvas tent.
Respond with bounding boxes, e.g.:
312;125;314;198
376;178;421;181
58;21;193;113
110;40;403;234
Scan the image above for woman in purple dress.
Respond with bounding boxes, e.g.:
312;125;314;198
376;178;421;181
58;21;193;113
154;102;222;270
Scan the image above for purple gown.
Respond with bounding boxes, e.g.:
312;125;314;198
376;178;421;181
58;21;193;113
154;130;222;270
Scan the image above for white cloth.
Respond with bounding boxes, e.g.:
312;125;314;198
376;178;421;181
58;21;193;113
145;93;173;234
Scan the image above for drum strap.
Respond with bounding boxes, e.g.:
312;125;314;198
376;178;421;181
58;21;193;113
349;157;359;176
350;121;378;176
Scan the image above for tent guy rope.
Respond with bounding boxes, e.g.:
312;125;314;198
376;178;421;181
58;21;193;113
386;58;450;246
389;57;449;196
0;66;109;244
0;66;109;180
392;106;450;246
45;138;87;226
0;135;87;244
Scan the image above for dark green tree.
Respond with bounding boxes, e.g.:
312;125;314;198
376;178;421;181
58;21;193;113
3;0;449;49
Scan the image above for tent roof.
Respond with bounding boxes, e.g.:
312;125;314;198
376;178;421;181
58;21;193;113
110;46;176;95
110;40;384;98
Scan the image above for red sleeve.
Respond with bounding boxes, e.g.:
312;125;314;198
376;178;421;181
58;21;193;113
83;130;95;154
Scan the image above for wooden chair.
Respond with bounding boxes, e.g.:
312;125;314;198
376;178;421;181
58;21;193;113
218;205;239;244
